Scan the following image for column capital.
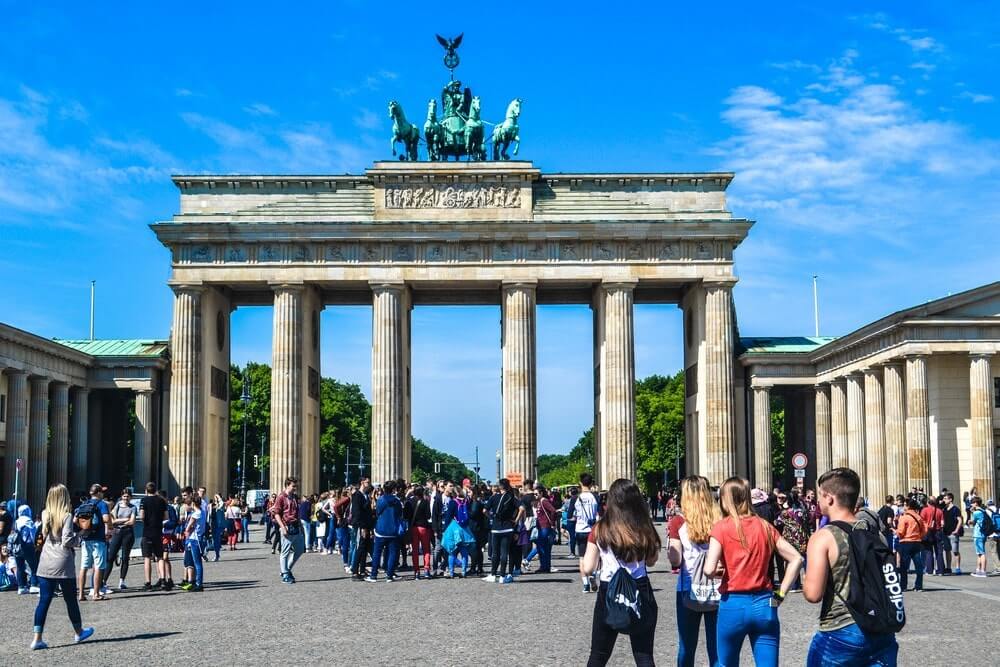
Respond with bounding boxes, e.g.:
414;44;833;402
501;280;538;291
829;376;847;385
969;351;995;361
861;366;882;377
167;281;205;296
369;281;407;294
814;382;830;391
48;380;69;389
29;375;51;388
4;368;28;378
752;385;771;395
134;388;155;396
881;359;905;369
270;281;306;293
903;352;928;361
72;385;91;395
599;279;638;292
702;278;738;290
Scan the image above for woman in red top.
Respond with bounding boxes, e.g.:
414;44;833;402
704;477;803;667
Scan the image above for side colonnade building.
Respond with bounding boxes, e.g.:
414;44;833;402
741;281;1000;503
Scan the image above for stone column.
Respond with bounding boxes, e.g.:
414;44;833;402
69;387;89;494
905;355;931;491
703;282;737;484
882;362;908;495
970;354;996;499
502;282;537;483
752;386;772;489
595;282;637;487
47;382;70;488
370;283;410;484
167;285;203;492
133;389;154;487
814;384;832;475
3;370;28;499
845;373;867;493
270;285;303;491
863;368;888;504
27;376;50;512
830;379;848;469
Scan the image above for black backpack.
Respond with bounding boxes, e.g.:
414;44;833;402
830;521;906;635
981;509;997;537
74;500;100;540
603;567;654;635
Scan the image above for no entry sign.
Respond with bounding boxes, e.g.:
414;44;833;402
791;453;808;470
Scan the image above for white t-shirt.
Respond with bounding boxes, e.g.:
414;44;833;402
186;507;205;543
575;492;599;534
676;521;708;593
596;542;647;583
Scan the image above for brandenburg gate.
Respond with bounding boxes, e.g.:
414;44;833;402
151;161;751;493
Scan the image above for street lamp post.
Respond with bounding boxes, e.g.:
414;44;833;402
259;434;265;487
240;382;250;497
495;449;501;483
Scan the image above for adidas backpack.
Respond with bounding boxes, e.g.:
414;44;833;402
830;521;906;634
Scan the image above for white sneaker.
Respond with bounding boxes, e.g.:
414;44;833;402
100;586;113;595
30;639;48;650
482;575;496;582
118;580;127;591
344;566;352;574
29;586;40;594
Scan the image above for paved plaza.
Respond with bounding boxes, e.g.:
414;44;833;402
4;524;998;665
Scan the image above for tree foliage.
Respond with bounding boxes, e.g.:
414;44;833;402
770;394;786;487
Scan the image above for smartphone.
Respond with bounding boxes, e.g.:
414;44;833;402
769;595;781;608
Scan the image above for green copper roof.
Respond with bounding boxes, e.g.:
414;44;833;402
739;336;837;354
54;339;169;358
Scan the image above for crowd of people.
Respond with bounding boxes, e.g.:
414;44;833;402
4;469;999;664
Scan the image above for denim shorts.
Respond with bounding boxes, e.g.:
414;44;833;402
974;537;986;555
81;540;107;570
948;534;960;554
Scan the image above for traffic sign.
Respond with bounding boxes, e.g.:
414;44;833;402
791;453;808;470
793;469;806;478
15;458;23;471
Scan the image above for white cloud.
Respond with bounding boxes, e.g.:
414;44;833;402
243;102;277;116
860;14;943;54
353;108;381;131
959;91;994;104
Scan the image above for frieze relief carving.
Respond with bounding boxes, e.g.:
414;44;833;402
383;183;521;209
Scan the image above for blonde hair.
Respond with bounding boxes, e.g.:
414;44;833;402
718;477;755;550
43;484;72;540
680;476;720;544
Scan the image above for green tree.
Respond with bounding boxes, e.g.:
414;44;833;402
319;377;371;486
411;436;474;483
229;362;273;492
635;372;686;493
770;394;786;487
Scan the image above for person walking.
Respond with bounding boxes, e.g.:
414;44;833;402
575;473;601;592
579;478;661;667
803;467;899;666
667;476;720;667
368;480;403;582
705;477;804;667
405;487;433;579
271;477;305;584
563;488;579;557
895;498;927;590
29;484;95;650
349;479;374;580
104;489;137;591
485;478;518;583
179;495;206;592
75;484;112;601
11;504;39;594
334;489;352;571
224;498;241;551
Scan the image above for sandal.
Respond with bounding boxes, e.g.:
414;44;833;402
88;593;107;601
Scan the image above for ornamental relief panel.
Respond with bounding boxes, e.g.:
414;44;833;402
383;183;522;209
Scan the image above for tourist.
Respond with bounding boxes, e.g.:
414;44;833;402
895;498;927;590
803;467;898;665
179;494;205;592
579;478;661;666
334;489;352;570
485;478;518;583
562;487;579;556
271;477;305;584
877;496;897;549
969;496;989;577
30;484;95;650
941;493;963;574
367;480;403;582
210;495;225;561
10;504;39;595
404;486;433;579
668;476;720;667
225;496;241;551
240;500;252;544
138;483;167;590
467;485;489;576
575;473;601;592
432;480;455;576
704;477;804;666
263;493;277;543
349;478;374;580
160;490;178;589
298;493;314;553
442;489;476;578
774;490;808;590
75;484;112;601
104;489;137;591
920;496;945;575
526;484;558;573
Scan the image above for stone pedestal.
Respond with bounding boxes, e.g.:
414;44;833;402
905;355;931;491
28;376;50;512
882;362;907;495
371;283;411;484
814;384;832;475
270;285;303;490
863;368;887;504
48;383;70;489
134;390;154;487
969;354;996;498
594;282;637;488
846;374;867;494
703;282;736;484
502;282;537;483
70;387;89;494
167;285;203;492
3;370;28;499
830;380;848;469
752;386;772;489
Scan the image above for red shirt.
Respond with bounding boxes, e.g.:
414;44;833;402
919;506;943;531
667;514;685;540
710;515;779;594
270;492;300;526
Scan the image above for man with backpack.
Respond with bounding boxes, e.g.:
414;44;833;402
10;504;39;594
574;473;601;593
969;496;994;577
803;467;900;666
75;484;113;601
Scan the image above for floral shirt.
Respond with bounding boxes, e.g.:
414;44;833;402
776;506;807;554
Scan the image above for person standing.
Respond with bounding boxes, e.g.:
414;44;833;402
210;495;225;561
334;489;352;571
941;493;963;575
224;498;241;551
803;467;898;666
298;493;313;553
562;488;579;557
920;497;945;576
179;495;206;592
530;485;558;573
574;473;601;592
138;483;168;591
667;476;721;667
969;496;990;577
368;480;403;582
704;477;804;667
75;484;112;601
876;496;897;551
349;478;374;580
271;477;304;584
104;489;137;591
11;504;39;594
30;484;95;650
405;487;433;579
895;498;927;590
579;478;661;667
484;478;518;583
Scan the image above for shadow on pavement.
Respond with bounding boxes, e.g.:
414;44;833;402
51;631;181;648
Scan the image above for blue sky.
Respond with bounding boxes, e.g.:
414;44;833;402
2;2;998;463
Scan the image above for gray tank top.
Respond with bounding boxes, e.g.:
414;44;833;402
819;523;855;631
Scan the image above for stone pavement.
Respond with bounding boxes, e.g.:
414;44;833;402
3;524;998;665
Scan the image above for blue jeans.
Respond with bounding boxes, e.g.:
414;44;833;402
897;542;924;590
717;591;779;666
301;520;313;549
536;527;553;571
15;549;39;588
338;525;352;565
567;523;578;556
212;525;223;559
676;591;718;667
371;535;398;579
241;519;250;543
806;623;898;666
184;541;203;586
325;519;337;550
33;577;82;634
923;531;945;574
280;530;305;577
